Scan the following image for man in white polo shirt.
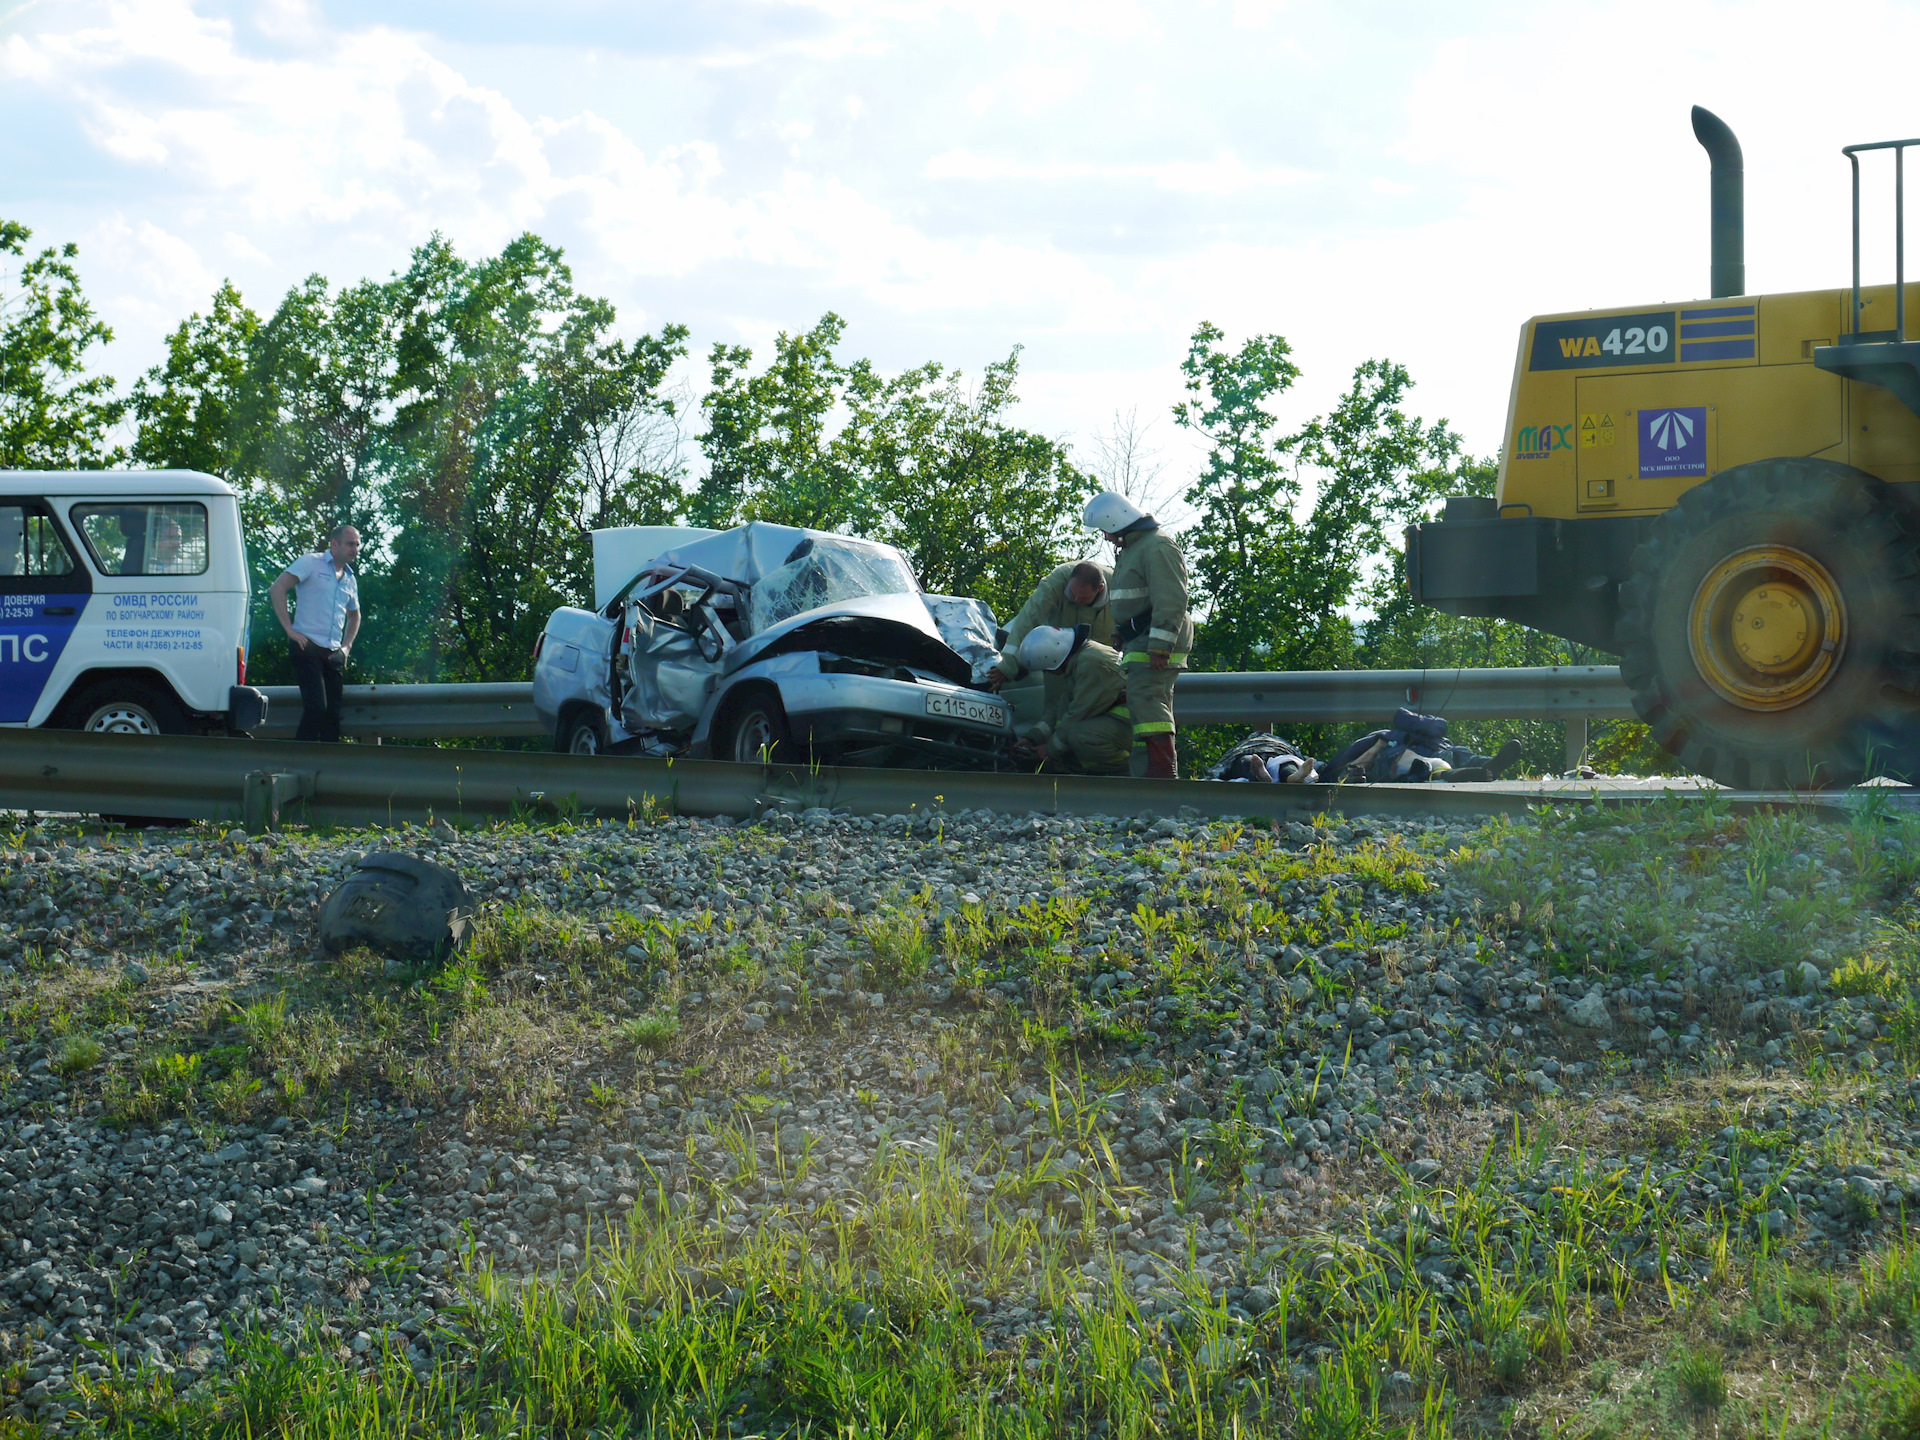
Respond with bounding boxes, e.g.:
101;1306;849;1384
268;524;362;742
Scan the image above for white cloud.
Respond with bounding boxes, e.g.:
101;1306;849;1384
7;0;1911;473
924;149;1317;193
83;214;218;346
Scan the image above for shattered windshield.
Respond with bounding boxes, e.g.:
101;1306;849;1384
748;538;919;633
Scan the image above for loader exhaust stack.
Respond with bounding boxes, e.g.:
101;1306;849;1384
1692;105;1745;298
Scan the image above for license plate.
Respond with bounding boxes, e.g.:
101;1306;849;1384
924;692;1006;728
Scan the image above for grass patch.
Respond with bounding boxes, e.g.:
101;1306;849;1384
50;1034;103;1076
860;898;934;990
624;1012;682;1050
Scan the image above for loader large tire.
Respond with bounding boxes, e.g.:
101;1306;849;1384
1616;458;1920;789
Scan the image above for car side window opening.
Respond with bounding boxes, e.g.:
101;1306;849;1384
0;505;77;578
708;591;747;640
71;502;210;576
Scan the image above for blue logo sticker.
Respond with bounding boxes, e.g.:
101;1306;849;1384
1639;407;1707;478
0;595;85;723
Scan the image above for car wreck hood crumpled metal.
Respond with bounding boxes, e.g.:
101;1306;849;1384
638;522;994;687
734;592;973;684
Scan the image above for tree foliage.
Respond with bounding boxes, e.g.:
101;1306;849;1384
693;318;1090;618
0;218;125;468
378;235;691;680
131;233;690;684
1176;321;1462;675
693;314;865;533
851;347;1090;617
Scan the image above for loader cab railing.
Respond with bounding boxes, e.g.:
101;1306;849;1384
1814;138;1920;419
1842;137;1920;344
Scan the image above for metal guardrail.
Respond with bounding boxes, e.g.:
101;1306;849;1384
0;727;1842;835
1171;666;1631;768
1;727;1579;832
1168;666;1633;725
255;683;541;741
255;667;1636;767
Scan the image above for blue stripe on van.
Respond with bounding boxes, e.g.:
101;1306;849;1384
0;597;85;724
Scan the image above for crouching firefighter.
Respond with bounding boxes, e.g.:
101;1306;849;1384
1011;625;1132;774
1082;491;1191;779
987;560;1112;717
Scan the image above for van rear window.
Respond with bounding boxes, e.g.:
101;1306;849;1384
0;507;76;577
72;503;209;576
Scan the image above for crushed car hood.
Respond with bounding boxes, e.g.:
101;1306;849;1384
728;592;973;686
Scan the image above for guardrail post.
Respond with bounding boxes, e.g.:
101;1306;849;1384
243;771;315;835
1564;718;1589;772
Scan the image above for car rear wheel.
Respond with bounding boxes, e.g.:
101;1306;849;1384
67;681;187;736
722;695;793;764
558;710;608;756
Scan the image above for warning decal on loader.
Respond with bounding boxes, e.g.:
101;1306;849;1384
1578;414;1617;449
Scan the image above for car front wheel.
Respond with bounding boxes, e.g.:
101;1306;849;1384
723;696;792;764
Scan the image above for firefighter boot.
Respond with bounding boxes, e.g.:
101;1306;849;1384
1145;733;1178;779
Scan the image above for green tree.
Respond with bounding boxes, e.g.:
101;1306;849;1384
130;273;394;683
133;234;688;685
380;233;689;680
0;218;125;467
692;317;1087;618
1175;321;1459;675
856;347;1091;618
242;273;395;542
129;280;261;481
693;313;866;531
1272;357;1462;666
1173;321;1300;669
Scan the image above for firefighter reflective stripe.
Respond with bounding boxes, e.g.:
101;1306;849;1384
1121;650;1189;664
1109;704;1130;720
1148;627;1179;643
1108;586;1149;599
1132;720;1176;735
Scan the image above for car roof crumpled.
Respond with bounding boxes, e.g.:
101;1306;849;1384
646;522;913;588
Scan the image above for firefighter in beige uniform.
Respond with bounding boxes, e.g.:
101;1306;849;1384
1083;491;1191;779
985;560;1111;717
1011;625;1132;773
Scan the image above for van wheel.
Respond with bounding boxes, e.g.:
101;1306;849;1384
721;694;792;764
558;710;608;756
68;682;187;736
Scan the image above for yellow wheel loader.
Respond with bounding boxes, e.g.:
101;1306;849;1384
1408;109;1920;789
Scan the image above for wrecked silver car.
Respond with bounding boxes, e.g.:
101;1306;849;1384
532;522;1013;767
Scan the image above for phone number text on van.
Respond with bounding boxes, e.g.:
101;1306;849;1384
103;628;206;653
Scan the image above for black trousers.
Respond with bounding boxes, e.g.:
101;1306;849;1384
290;642;346;742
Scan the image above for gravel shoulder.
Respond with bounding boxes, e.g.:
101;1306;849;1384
6;797;1920;1434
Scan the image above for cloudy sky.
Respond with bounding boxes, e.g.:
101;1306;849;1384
4;0;1919;489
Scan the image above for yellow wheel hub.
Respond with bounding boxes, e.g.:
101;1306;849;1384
1689;546;1846;711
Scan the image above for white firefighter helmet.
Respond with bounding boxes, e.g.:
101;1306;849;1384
1018;625;1077;674
1082;490;1145;534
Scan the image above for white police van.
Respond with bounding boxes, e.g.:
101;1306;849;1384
1;471;265;734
